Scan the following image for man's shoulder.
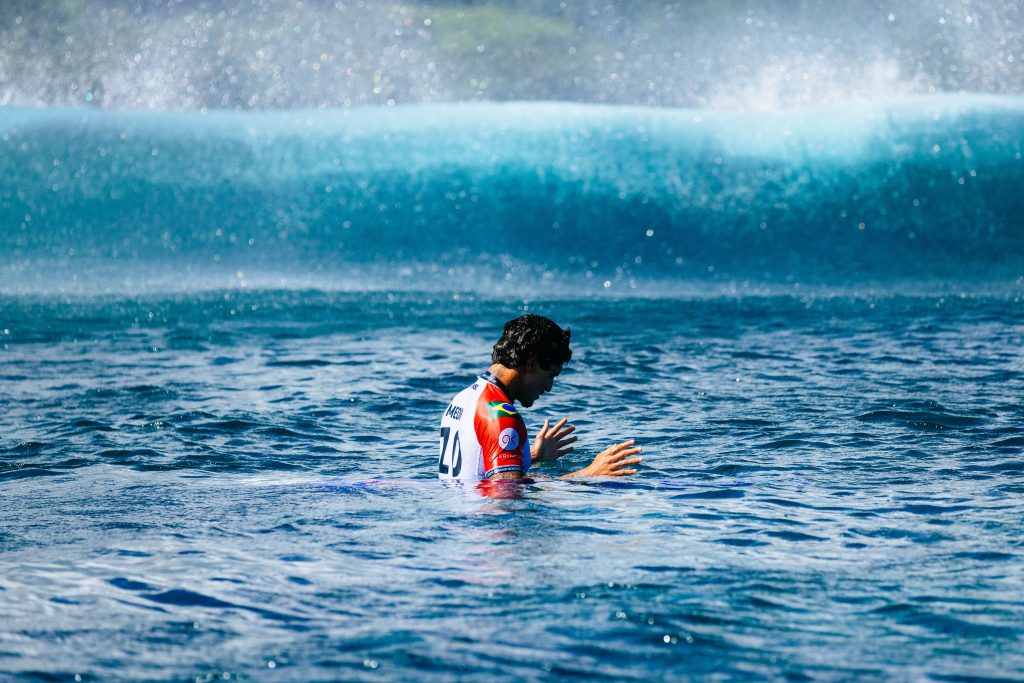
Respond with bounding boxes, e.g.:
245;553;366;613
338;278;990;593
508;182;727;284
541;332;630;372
476;384;522;421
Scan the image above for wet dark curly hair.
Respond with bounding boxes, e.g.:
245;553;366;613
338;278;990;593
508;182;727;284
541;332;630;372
491;314;572;370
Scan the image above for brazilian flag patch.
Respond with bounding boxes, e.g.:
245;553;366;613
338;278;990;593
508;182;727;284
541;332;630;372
487;401;519;419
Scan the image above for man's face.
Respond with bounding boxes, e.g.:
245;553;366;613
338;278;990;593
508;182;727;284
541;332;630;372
519;361;562;408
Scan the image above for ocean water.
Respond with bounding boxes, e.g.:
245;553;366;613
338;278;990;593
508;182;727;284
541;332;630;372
2;99;1024;681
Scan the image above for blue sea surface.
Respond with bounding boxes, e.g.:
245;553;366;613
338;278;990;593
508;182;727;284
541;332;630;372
2;99;1024;680
2;293;1023;681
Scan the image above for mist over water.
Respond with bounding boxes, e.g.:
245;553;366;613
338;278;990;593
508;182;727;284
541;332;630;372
1;1;1022;112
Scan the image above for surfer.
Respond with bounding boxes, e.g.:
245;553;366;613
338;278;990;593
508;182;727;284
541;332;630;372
437;314;642;482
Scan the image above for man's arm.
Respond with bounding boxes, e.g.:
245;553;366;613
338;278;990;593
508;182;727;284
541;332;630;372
486;439;643;481
486;470;530;481
476;400;530;480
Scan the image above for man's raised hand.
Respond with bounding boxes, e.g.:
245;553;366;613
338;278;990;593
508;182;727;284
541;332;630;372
531;418;577;464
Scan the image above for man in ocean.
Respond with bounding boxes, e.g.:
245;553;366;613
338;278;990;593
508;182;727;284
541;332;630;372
438;313;642;482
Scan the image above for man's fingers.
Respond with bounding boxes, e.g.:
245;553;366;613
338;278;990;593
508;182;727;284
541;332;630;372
601;439;636;457
555;446;574;457
555;435;578;447
537;419;550;439
608;456;642;476
607;447;642;462
551;424;576;440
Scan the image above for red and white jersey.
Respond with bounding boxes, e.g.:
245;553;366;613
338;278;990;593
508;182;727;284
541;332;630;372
438;372;531;482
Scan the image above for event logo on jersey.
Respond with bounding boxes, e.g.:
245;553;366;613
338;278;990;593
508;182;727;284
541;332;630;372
498;427;520;452
487;401;519;418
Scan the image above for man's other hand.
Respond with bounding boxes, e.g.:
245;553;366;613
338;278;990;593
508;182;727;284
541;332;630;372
568;440;643;477
531;418;577;464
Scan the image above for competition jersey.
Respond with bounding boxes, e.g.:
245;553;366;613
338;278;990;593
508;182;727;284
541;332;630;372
438;371;531;482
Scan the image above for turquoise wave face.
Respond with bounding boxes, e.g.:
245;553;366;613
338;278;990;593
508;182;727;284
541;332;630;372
1;96;1023;292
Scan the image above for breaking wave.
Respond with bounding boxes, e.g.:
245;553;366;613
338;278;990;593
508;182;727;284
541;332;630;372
1;95;1022;293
